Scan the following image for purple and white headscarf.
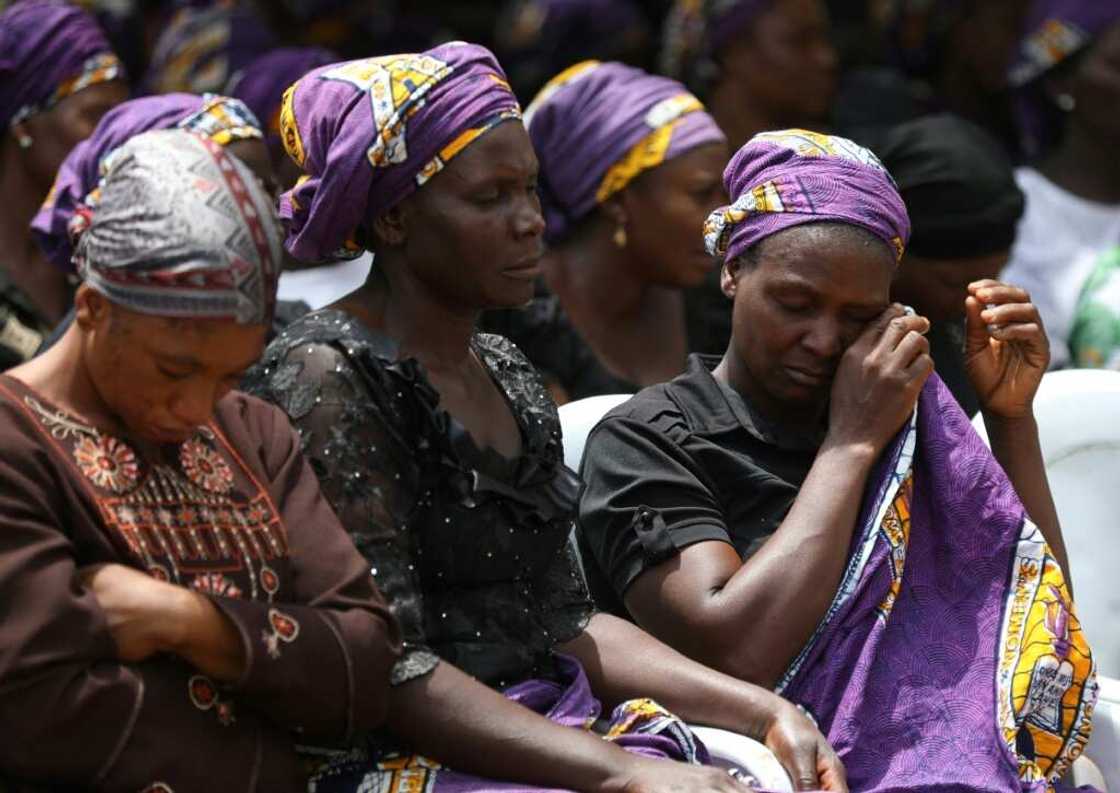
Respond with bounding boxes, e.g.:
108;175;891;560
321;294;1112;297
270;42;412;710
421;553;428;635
704;129;911;265
0;0;124;130
526;60;726;242
73;129;281;324
278;42;523;263
32;93;263;273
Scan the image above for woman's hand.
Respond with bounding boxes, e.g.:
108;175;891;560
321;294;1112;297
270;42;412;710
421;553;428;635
763;703;847;792
78;563;245;680
964;280;1049;419
602;755;758;793
78;563;186;662
826;304;933;457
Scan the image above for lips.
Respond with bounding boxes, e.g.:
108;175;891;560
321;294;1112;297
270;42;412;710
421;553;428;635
502;252;543;280
784;365;831;388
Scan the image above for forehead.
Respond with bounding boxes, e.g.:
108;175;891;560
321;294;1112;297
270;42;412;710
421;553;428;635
111;307;267;364
436;121;538;184
754;224;896;298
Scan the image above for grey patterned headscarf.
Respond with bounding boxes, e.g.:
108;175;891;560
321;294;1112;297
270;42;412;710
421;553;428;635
72;129;282;324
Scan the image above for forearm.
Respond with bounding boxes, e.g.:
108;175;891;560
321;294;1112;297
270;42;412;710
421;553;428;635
386;661;636;793
562;613;780;739
983;411;1069;583
707;441;876;686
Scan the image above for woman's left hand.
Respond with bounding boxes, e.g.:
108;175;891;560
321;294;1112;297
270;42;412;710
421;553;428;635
964;280;1050;419
78;563;185;662
763;703;847;792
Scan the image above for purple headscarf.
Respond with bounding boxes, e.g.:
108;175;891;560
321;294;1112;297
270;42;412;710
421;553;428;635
525;60;726;242
73;128;282;324
225;46;338;164
0;0;124;130
278;42;523;263
661;0;773;93
144;2;277;95
1009;0;1120;156
32;93;263;273
704;129;910;264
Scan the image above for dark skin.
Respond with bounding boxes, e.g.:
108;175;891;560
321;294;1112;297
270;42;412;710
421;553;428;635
707;0;837;148
622;223;1068;690
543;141;728;387
1038;21;1120;204
0;81;128;323
8;286;271;684
891;250;1009;323
334;121;846;793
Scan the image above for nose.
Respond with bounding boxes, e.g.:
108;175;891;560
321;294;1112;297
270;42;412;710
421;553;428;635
513;192;546;239
800;315;843;361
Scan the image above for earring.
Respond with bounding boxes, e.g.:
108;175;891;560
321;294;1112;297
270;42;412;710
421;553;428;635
1056;93;1076;112
16;133;32;149
613;224;627;249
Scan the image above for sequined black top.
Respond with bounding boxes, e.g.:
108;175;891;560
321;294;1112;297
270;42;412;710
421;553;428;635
244;309;594;689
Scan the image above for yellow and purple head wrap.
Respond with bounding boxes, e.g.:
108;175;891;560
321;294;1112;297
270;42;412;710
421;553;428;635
704;129;910;265
0;0;124;130
277;42;523;263
525;60;726;243
73;128;282;325
32;93;263;273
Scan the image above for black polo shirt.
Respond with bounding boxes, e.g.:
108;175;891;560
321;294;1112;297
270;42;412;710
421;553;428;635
575;354;821;617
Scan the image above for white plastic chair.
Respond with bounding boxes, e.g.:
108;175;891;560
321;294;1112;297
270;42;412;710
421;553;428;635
559;394;793;790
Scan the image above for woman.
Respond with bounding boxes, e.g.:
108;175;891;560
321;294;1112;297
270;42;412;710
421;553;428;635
660;0;837;150
0;129;400;792
577;129;1095;793
1003;1;1120;368
0;0;128;367
874;113;1025;415
245;44;845;793
520;60;728;392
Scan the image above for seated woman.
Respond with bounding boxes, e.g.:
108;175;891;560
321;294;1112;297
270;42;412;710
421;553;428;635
245;44;844;793
513;60;728;393
0;129;400;792
0;0;128;367
578;130;1096;793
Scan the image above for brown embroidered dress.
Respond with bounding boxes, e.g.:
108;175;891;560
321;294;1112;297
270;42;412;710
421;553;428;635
0;376;400;793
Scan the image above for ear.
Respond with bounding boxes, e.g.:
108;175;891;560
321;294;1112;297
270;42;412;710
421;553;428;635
74;285;111;331
720;258;740;299
371;203;409;248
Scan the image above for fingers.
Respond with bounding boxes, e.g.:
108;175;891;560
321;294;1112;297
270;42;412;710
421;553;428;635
875;311;930;357
853;304;906;349
968;280;1031;308
890;327;930;369
980;301;1043;328
817;743;849;793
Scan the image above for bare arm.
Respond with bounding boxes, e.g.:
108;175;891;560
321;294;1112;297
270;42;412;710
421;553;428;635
965;281;1069;583
561;613;848;792
622;307;932;688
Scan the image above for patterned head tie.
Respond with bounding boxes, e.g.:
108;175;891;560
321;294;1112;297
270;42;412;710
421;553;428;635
525;60;726;243
33;93;264;274
278;42;523;263
0;0;124;130
1008;0;1120;156
225;46;338;165
73;129;282;325
703;129;910;265
661;0;773;94
144;2;277;95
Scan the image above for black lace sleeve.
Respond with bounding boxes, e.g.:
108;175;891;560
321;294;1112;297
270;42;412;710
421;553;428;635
244;336;440;686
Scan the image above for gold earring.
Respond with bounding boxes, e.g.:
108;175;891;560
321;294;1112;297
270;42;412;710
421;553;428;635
613;224;627;249
16;133;32;149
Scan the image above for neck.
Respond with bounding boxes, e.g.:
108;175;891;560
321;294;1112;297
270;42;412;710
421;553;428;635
1039;123;1120;204
335;259;478;375
544;229;650;323
13;323;116;430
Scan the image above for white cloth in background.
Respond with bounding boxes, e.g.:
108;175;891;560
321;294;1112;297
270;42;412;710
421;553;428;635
1002;167;1120;369
277;253;373;310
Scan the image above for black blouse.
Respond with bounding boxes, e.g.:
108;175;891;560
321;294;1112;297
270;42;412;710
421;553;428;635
244;309;594;690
